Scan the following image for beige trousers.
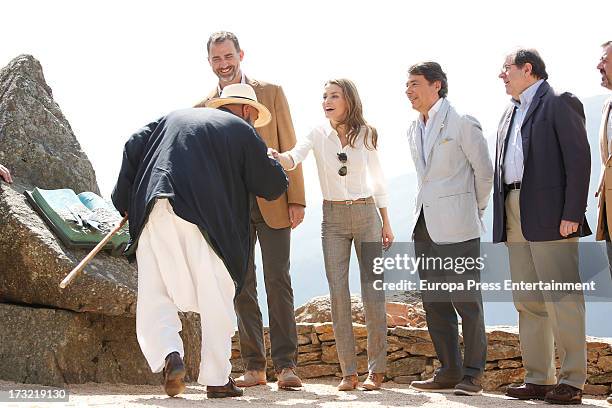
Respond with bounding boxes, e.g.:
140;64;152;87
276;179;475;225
505;190;586;389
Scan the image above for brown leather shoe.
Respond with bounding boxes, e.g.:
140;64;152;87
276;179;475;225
207;377;244;398
362;372;385;391
163;352;186;397
337;374;358;391
505;383;555;400
277;367;302;388
409;377;459;393
234;369;266;387
544;383;582;405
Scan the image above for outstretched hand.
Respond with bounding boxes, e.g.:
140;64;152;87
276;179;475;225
267;148;280;160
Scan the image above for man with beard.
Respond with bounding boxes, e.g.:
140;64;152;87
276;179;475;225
195;31;305;389
594;40;612;405
112;84;288;399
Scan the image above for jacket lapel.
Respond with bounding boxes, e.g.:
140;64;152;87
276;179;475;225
496;105;515;188
409;122;426;177
520;80;549;163
423;99;450;168
600;98;612;165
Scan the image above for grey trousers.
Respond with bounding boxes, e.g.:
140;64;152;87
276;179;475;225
234;202;298;371
321;200;387;376
413;212;487;381
505;190;586;389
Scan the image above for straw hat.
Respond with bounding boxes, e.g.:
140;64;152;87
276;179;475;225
205;83;271;128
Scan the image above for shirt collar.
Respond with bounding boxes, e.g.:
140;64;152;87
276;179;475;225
418;97;444;127
217;71;246;95
323;122;365;141
511;79;544;108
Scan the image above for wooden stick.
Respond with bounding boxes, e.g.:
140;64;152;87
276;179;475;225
59;215;128;289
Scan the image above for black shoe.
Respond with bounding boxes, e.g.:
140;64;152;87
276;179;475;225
163;352;186;397
454;376;483;396
207;377;244;398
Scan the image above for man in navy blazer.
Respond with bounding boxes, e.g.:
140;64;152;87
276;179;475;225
493;49;590;404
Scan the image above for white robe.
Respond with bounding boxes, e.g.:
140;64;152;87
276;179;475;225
135;199;236;386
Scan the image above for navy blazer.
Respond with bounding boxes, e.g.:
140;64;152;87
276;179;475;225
111;108;288;292
492;81;591;243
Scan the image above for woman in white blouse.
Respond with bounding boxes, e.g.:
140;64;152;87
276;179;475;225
270;79;393;391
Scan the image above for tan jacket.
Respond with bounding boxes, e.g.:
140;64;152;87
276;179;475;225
195;77;306;229
596;98;612;240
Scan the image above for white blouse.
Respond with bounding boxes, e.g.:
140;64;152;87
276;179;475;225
287;122;388;208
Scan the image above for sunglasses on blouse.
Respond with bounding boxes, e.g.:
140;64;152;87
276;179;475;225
337;152;347;176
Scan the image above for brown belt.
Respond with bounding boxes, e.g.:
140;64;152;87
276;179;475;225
323;197;375;205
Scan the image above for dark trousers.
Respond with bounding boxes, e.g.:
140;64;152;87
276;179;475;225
234;202;298;371
413;212;487;381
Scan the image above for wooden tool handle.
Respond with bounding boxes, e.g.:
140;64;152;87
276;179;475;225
59;215;128;289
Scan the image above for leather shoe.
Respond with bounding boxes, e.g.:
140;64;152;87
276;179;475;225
337;374;358;391
362;372;385;391
544;383;582;405
277;367;302;388
207;377;244;398
234;369;266;387
505;383;554;400
454;375;483;396
162;352;186;397
410;376;459;393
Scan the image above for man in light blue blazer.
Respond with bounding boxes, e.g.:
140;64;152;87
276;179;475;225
405;62;493;396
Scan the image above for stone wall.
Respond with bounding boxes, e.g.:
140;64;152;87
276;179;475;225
230;323;612;396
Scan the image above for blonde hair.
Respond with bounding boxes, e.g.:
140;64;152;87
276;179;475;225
325;78;378;150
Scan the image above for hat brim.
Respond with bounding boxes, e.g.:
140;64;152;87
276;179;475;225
204;97;272;128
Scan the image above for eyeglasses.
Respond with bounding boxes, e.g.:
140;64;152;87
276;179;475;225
337;152;347;176
500;63;517;75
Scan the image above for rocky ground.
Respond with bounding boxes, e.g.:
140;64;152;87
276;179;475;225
0;378;610;407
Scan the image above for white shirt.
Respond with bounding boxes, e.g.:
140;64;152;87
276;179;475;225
503;79;544;184
287;123;388;207
417;98;444;165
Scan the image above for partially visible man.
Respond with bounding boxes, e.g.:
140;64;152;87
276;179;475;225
404;62;493;396
0;163;12;183
112;84;288;399
594;39;612;406
195;31;306;389
493;49;590;405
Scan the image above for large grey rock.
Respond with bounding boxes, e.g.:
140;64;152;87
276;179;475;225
0;304;201;386
0;54;99;193
0;182;136;316
0;55;205;387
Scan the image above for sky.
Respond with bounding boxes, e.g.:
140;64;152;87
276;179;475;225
1;0;611;199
